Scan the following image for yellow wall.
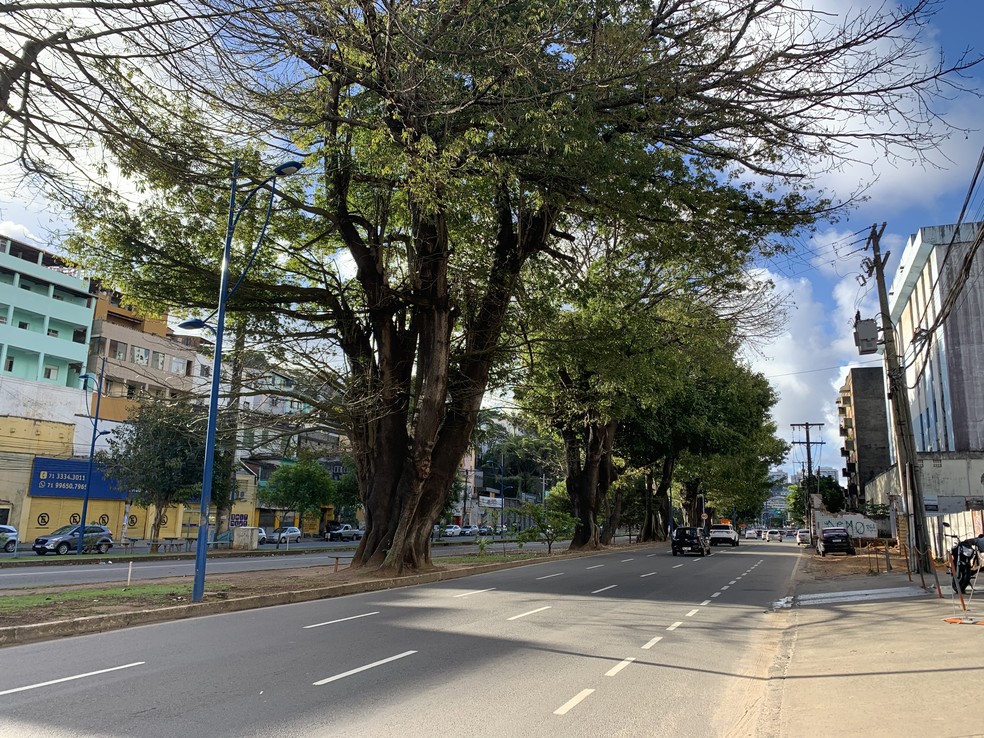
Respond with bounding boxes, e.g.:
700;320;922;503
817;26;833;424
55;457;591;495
0;418;74;456
19;496;187;541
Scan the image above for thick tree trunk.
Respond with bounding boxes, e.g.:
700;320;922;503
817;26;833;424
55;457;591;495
654;456;675;540
566;419;616;550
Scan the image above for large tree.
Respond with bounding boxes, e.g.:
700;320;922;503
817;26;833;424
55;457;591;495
61;0;978;575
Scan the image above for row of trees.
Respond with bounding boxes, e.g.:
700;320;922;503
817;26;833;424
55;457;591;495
4;1;979;573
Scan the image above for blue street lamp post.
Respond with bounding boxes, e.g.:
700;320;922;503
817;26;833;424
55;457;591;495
78;356;109;554
181;158;302;602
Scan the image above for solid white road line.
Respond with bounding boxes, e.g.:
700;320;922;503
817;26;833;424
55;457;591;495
304;611;380;629
536;573;564;580
585;564;605;570
508;606;552;621
554;689;595;715
605;657;636;677
0;662;145;696
685;609;699;617
641;636;663;650
666;622;682;631
640;572;656;578
313;651;417;686
591;585;617;594
453;588;496;598
700;599;711;606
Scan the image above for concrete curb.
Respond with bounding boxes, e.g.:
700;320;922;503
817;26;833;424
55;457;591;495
0;548;614;647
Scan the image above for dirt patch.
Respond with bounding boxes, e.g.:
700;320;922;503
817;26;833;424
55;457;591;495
798;541;909;580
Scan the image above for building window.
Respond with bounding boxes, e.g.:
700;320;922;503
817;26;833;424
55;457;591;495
47;328;59;337
126;384;136;399
199;364;210;378
4;357;12;372
43;365;58;380
170;357;185;374
132;346;149;366
17;321;28;330
109;340;127;360
151;351;165;370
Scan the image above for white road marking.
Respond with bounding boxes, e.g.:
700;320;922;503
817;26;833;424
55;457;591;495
721;585;730;590
591;585;617;594
508;606;552;621
641;636;663;649
685;609;699;617
554;689;594;715
313;651;416;685
0;662;145;696
605;657;636;676
640;572;656;578
621;558;634;562
711;592;721;598
585;564;605;570
647;553;658;557
672;564;683;569
536;572;563;580
666;622;682;631
453;588;495;598
304;611;380;629
729;580;737;585
700;599;711;606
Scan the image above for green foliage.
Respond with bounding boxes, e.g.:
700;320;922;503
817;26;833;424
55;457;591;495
97;400;210;534
860;501;890;519
260;454;335;528
515;501;577;554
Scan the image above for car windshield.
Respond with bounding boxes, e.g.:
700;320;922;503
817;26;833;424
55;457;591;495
674;528;698;539
823;528;848;536
710;525;730;530
50;525;79;536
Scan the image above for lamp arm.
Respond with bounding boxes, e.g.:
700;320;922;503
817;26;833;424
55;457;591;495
225;175;279;303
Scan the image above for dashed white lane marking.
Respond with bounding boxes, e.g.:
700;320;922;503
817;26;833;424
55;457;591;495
313;651;416;685
729;580;737;585
305;611;380;628
453;588;495;599
640;572;657;578
591;585;617;594
685;609;699;617
621;558;635;562
647;553;658;557
700;599;711;606
672;564;684;569
0;662;146;696
554;689;594;715
642;636;663;649
586;565;605;570
605;657;635;677
721;585;730;590
667;622;682;631
711;592;722;598
508;606;552;621
536;573;563;580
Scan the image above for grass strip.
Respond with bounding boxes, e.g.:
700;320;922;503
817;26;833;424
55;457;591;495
0;583;229;614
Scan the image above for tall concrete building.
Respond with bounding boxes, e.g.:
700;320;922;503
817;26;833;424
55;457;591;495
889;222;984;452
0;237;93;390
837;367;891;510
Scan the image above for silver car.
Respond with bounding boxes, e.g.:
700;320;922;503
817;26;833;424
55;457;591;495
270;526;301;544
0;524;18;553
32;524;114;555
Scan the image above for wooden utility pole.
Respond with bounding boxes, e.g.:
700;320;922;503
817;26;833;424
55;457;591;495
866;223;931;573
791;423;823;540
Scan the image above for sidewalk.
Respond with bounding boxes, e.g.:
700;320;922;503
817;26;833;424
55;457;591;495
767;562;983;738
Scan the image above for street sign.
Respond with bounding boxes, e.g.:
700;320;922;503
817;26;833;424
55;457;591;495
700;512;708;521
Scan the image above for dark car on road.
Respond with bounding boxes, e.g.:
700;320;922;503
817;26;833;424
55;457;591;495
817;527;856;556
32;524;114;555
671;526;710;557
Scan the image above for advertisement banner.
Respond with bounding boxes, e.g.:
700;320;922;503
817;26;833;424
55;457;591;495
29;457;125;500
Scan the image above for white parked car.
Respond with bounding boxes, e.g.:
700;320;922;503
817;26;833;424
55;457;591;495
796;529;811;545
444;525;462;537
459;525;479;536
766;529;782;542
744;528;759;540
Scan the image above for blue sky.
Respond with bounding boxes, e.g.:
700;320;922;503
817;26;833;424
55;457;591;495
3;1;984;482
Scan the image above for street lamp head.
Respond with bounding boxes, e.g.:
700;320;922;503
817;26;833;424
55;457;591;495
273;161;303;177
178;318;208;330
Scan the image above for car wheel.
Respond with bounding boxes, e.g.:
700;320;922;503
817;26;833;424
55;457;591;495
3;540;14;553
35;550;46;556
96;542;110;554
733;540;738;547
56;542;70;555
820;548;826;557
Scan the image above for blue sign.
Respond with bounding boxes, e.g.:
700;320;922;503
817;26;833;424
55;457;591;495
30;457;126;500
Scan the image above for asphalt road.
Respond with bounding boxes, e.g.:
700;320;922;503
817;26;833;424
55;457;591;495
0;539;555;589
0;540;801;738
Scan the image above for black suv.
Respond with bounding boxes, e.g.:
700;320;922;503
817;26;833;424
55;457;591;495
33;524;114;555
671;527;710;557
817;527;855;556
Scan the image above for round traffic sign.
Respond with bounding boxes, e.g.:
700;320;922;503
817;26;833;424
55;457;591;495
701;512;709;520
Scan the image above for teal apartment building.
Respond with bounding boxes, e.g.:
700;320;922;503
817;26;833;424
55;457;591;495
0;236;93;388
